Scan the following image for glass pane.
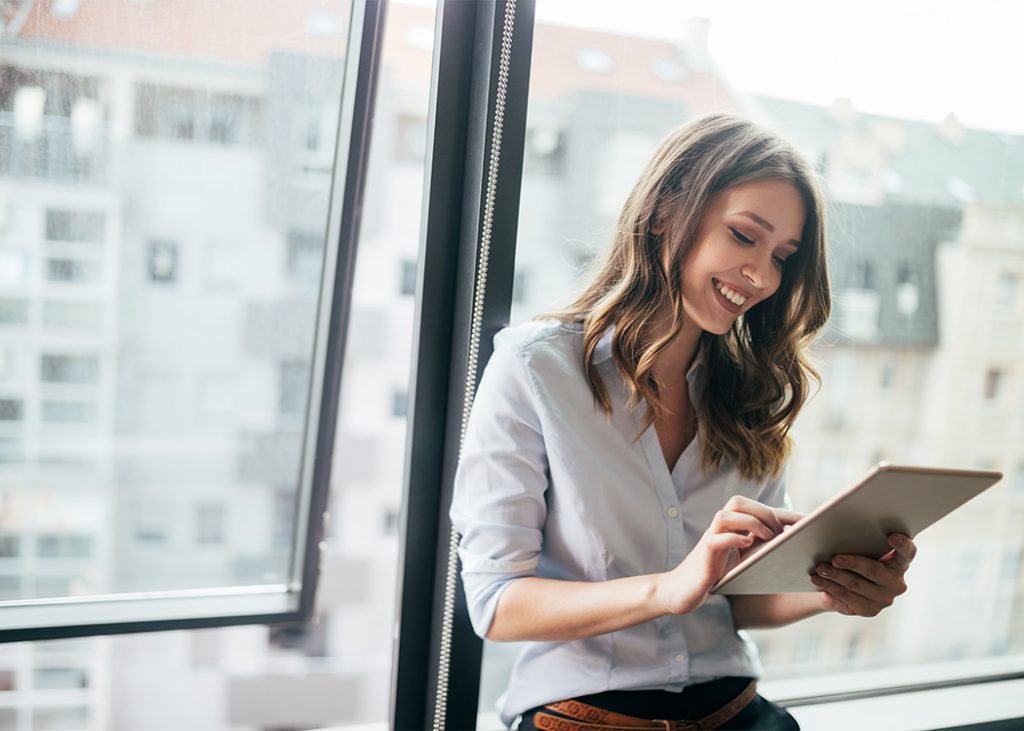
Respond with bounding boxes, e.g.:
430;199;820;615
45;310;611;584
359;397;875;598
479;0;1024;723
1;0;433;727
0;0;353;611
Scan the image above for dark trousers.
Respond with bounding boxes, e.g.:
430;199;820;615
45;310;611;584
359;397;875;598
517;677;799;730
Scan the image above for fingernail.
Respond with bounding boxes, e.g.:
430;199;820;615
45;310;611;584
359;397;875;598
818;564;832;577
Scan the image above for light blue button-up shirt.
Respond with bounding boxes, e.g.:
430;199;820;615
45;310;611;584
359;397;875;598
450;319;789;727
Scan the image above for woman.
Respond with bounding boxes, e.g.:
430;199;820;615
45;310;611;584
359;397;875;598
450;113;916;730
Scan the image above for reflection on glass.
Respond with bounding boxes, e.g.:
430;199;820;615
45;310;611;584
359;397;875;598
481;0;1024;722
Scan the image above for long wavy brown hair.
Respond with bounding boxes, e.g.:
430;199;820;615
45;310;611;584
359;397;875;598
549;113;831;481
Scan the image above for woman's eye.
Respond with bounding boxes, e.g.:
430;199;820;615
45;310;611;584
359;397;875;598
772;255;787;269
729;227;755;245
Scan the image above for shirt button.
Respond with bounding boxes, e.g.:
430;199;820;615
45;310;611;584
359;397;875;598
666;506;679;518
674;653;686;663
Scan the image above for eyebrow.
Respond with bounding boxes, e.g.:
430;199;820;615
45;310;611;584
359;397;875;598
737;211;801;248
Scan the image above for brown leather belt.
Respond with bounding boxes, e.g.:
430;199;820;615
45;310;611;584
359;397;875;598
532;680;757;731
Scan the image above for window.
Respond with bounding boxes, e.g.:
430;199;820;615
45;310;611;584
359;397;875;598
996;272;1018;308
984;368;1005;400
0;0;363;672
0;535;19;558
286;231;323;284
37;534;92;559
0;299;29;324
278;361;309;417
391;389;408;418
44;210;105;243
40;400;96;423
39;354;99;384
399;259;417;295
41;301;102;330
146;240;178;283
0;399;23;421
134;84;262;145
45;258;100;284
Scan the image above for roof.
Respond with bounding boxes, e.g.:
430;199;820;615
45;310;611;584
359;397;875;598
760;96;1024;209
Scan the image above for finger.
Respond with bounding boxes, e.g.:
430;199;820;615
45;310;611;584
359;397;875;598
883;534;917;571
773;508;805;526
721;496;789;535
830;555;900;589
810;575;887;617
815;562;891;604
712;510;777;542
707;532;754;553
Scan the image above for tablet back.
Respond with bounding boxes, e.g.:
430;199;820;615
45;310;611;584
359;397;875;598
711;464;1002;595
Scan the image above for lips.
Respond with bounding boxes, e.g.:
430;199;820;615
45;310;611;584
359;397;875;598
712;278;749;314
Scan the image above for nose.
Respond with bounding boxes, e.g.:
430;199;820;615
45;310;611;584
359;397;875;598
740;253;778;291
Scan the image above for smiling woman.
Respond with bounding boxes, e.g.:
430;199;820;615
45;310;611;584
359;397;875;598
449;114;912;730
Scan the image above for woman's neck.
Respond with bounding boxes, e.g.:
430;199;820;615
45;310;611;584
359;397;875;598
649;311;704;393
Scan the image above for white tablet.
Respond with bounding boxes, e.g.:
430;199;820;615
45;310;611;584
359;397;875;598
711;463;1003;595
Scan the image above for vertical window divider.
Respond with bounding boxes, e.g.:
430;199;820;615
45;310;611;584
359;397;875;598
391;1;535;728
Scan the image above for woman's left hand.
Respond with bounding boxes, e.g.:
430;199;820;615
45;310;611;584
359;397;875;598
810;533;917;617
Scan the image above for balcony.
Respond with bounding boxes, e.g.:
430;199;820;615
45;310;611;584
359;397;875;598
0;112;108;183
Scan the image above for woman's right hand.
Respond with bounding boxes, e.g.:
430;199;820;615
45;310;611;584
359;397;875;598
653;496;803;616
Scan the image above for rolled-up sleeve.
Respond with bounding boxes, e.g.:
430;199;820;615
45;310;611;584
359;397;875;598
449;332;550;638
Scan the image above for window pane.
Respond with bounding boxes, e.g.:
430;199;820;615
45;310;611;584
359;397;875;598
479;0;1024;723
0;0;353;620
1;0;434;728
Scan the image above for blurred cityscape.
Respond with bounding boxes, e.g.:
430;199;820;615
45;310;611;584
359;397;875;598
0;1;1022;729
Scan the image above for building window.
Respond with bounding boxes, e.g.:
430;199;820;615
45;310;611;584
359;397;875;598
512;271;528;305
39;354;99;384
0;399;23;421
851;260;875;290
147;240;178;283
45;257;100;284
45;209;105;243
391;389;409;418
0;535;20;558
983;368;1004;400
995;272;1018;308
134;83;261;145
286;231;323;284
42;301;102;330
575;48;613;74
279;361;309;417
41;400;96;423
400;259;417;296
196;503;225;546
36;534;92;559
33;667;89;690
0;298;29;324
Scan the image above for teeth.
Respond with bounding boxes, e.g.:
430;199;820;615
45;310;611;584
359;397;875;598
716;281;748;306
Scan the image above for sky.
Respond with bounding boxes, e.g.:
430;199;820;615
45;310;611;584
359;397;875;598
533;0;1024;135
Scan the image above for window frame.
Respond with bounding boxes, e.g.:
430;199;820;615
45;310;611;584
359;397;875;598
392;1;1024;728
0;0;387;643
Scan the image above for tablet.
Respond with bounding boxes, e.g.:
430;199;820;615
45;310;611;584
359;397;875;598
710;463;1002;595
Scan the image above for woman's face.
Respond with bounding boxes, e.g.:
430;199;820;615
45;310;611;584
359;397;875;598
676;178;805;335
